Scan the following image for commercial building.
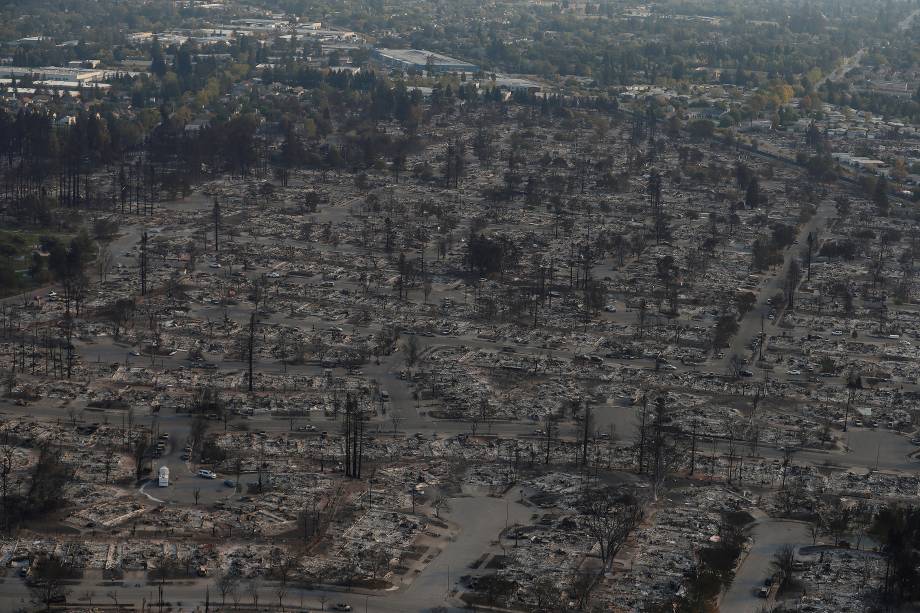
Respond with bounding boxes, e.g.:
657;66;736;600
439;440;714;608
373;48;478;74
490;75;542;94
0;65;106;84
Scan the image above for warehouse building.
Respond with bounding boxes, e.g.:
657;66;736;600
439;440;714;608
373;48;478;74
0;65;105;84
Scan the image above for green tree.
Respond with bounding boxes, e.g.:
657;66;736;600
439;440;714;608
28;555;74;610
874;176;890;215
688;119;715;139
736;292;757;318
713;315;739;348
745;176;761;208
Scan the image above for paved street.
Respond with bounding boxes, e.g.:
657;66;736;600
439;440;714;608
0;490;528;613
721;519;811;613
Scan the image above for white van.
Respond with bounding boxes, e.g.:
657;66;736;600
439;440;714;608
158;466;169;487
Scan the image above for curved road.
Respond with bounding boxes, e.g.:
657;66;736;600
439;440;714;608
721;519;810;613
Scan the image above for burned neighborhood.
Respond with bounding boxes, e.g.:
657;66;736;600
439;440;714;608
1;0;920;611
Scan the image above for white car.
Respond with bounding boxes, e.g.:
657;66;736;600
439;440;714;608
787;369;802;376
831;330;843;336
197;469;217;479
267;271;281;278
209;262;222;269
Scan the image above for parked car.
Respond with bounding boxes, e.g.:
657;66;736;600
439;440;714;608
197;469;217;479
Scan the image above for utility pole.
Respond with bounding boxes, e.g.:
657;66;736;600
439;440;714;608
140;231;148;296
638;395;648;474
248;312;256;393
844;386;852;433
213;199;221;255
689;418;698;476
65;315;73;380
806;231;815;281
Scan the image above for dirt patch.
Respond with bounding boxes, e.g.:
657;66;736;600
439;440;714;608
402;544;429;561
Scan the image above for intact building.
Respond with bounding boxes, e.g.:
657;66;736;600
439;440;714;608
0;66;105;83
373;48;478;74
